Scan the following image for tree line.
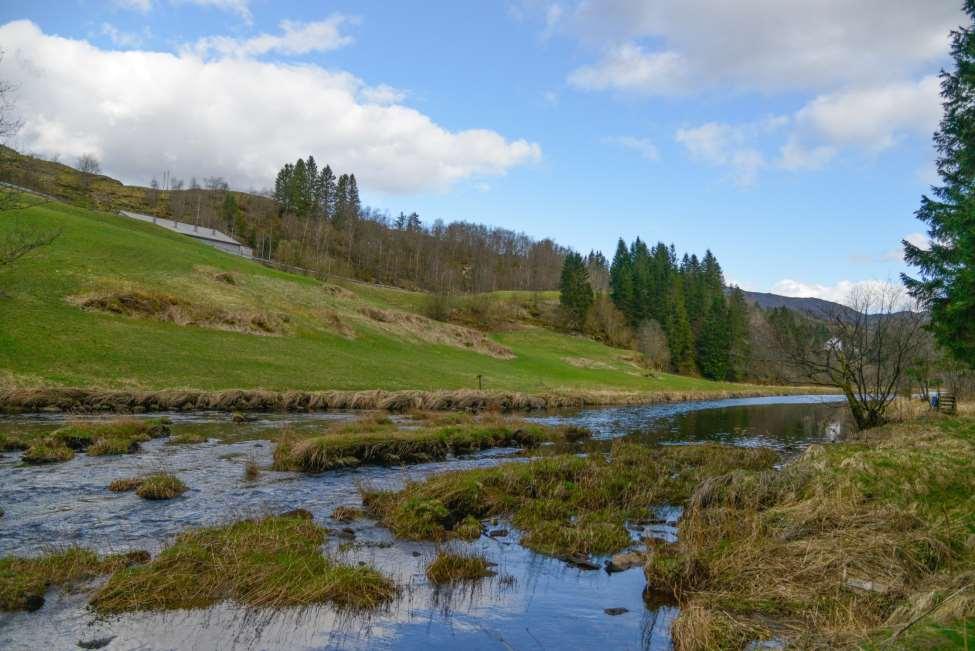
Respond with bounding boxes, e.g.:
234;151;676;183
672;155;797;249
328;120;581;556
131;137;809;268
560;239;749;381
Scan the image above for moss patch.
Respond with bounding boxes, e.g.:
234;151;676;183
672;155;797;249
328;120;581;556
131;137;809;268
21;440;74;464
90;514;397;613
363;442;777;556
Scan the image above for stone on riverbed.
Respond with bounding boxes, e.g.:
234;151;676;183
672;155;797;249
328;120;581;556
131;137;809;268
604;551;645;573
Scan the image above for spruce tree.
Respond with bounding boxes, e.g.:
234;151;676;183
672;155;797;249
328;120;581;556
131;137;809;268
666;279;696;374
726;287;751;380
696;294;731;379
609;239;636;321
560;252;594;330
903;3;975;366
319;165;336;220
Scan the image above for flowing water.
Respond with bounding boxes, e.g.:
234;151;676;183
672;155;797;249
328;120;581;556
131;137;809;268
0;394;847;650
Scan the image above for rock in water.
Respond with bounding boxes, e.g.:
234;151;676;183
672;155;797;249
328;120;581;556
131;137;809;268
78;636;116;649
604;608;628;616
604;551;644;573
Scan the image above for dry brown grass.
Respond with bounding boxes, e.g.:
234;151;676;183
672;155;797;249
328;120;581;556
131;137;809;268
109;473;187;499
645;416;975;650
75;290;287;336
0;386;835;415
357;305;515;359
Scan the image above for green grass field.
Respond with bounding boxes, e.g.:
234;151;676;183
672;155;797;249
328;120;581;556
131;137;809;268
0;197;775;394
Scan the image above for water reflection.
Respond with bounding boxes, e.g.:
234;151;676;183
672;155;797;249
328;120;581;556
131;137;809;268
0;394;848;650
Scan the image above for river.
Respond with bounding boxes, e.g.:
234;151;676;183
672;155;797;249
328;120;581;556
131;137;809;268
0;394;847;650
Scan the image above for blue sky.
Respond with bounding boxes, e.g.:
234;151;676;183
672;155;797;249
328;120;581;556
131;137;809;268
0;1;965;301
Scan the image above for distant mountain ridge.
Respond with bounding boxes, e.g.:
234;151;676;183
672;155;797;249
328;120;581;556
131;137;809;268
736;290;859;320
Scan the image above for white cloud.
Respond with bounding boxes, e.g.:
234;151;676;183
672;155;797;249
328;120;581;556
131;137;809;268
359;84;407;105
114;0;152;11
1;20;541;194
175;0;252;23
792;76;942;152
675;122;766;187
548;1;961;95
568;44;687;95
188;17;355;59
100;23;148;48
770;278;902;306
603;135;658;161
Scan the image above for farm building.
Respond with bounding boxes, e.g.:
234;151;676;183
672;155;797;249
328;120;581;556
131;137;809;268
119;210;253;258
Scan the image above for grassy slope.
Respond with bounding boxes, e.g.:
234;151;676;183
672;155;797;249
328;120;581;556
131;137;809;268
1;198;769;393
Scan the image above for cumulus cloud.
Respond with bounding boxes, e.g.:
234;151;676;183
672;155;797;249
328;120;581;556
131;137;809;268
675;122;767;187
568;44;686;94
99;23;148;48
603;135;659;161
187;16;356;59
0;20;540;194
118;0;252;21
770;278;903;306
791;76;942;152
549;1;960;95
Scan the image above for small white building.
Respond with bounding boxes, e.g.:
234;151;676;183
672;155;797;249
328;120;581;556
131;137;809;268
119;210;253;258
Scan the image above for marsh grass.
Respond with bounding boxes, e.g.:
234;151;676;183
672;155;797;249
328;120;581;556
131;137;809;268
426;551;495;584
644;416;975;650
90;514;397;613
135;473;187;500
362;441;777;556
168;432;208;445
21;440;75;464
331;506;364;522
273;417;585;473
0;547;149;611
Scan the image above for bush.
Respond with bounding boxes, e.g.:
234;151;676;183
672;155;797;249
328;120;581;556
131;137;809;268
636;319;671;371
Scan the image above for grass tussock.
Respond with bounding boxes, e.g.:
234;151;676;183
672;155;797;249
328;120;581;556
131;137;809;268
0;547;149;612
134;473;187;500
21;440;74;464
243;458;260;481
644;416;975;650
272;416;583;473
78;290;287;336
90;514;397;613
425;551;495;584
362;441;778;556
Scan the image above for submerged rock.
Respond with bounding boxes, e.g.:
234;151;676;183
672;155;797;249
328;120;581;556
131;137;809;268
559;553;600;571
604;607;628;616
78;636;116;649
488;529;509;538
279;508;313;520
604;551;644;573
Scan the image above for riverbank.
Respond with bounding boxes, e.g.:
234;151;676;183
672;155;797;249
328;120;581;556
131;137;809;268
646;413;975;650
0;385;836;414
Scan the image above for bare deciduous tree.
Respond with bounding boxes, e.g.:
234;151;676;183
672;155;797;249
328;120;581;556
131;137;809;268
0;50;21;143
636;319;671;372
76;154;101;176
770;285;925;430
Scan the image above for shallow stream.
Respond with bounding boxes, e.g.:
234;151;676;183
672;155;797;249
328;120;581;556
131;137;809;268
0;394;847;650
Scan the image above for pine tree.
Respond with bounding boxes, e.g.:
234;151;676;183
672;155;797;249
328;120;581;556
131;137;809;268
334;174;350;227
560;252;594;330
726;287;751;380
903;3;975;366
347;174;361;217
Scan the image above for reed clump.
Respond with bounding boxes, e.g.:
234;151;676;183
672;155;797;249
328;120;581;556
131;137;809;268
90;513;397;613
0;547;149;612
426;551;495;584
273;417;582;473
362;441;778;557
168;432;208;445
331;506;364;522
644;415;975;650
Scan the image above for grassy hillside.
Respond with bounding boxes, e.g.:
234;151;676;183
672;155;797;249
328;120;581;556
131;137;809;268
1;197;776;394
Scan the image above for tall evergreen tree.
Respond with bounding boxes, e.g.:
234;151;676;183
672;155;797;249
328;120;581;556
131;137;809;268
666;279;696;374
726;286;751;380
609;239;636;321
903;3;975;366
696;294;731;379
319;165;336;220
559;252;594;330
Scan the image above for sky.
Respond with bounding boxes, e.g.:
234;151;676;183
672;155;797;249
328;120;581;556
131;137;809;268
0;1;965;303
